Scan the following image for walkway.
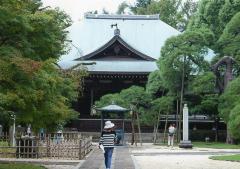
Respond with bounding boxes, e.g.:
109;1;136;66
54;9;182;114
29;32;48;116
78;146;135;169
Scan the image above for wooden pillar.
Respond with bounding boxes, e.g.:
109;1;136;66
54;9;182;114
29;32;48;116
90;89;94;114
122;113;125;145
101;112;104;133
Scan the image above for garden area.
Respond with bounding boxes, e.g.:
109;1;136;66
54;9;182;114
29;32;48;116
0;0;240;162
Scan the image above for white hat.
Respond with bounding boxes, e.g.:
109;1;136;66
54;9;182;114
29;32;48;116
104;121;115;129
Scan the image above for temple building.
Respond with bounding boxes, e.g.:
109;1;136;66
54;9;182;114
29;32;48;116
59;14;217;132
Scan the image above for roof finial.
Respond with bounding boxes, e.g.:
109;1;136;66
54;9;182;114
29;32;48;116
111;23;120;36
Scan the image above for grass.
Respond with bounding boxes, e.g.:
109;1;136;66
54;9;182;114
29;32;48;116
192;142;240;149
0;164;46;169
210;154;240;162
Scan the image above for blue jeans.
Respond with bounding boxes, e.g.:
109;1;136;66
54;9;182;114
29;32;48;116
104;147;114;169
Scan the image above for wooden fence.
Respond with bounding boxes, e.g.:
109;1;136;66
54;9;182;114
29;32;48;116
0;133;92;159
0;132;10;144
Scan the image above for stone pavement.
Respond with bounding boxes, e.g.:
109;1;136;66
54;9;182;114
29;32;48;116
78;146;135;169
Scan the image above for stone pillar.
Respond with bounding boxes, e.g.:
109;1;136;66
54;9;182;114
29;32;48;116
179;104;193;148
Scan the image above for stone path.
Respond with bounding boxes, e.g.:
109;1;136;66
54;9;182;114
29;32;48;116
78;146;135;169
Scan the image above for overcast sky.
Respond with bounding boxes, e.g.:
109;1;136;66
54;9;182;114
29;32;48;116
42;0;136;22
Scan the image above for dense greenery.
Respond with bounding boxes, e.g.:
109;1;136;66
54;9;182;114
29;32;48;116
118;0;197;31
157;0;240;142
114;0;240;143
0;0;85;132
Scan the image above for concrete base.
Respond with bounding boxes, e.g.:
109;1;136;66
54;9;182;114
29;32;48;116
179;140;193;149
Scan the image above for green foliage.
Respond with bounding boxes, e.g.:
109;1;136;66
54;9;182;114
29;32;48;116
95;93;124;108
190;72;216;95
219;77;240;139
130;0;197;31
188;0;240;54
0;0;83;132
95;86;154;124
219;77;240;122
141;96;174;126
119;86;151;109
218;12;240;63
146;70;165;97
159;30;209;95
0;0;71;61
228;104;240;139
117;1;129;14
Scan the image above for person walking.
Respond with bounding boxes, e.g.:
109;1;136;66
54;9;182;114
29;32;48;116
168;124;175;147
99;121;117;169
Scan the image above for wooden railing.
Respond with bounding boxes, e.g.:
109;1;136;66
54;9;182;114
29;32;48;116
0;133;92;159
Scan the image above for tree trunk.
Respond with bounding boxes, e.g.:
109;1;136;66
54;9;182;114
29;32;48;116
153;110;161;144
131;111;135;145
215;117;219;142
176;99;179;142
163;111;169;143
226;125;233;144
136;111;142;146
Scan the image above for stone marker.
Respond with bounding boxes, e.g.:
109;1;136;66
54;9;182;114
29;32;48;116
179;104;193;148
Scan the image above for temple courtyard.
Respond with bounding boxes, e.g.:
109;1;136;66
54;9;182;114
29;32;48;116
131;144;240;169
1;143;240;169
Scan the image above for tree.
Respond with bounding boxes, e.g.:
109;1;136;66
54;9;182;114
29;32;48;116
219;77;240;142
130;0;197;31
187;0;240;143
0;0;83;132
117;1;129;14
147;96;174;143
188;0;240;53
218;12;240;63
159;29;210;140
95;86;153;145
146;70;166;97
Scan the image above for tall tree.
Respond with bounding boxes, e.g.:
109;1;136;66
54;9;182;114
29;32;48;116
159;29;210;140
187;0;240;143
0;0;83;131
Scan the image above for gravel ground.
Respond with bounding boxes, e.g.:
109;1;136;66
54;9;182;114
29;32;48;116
130;144;240;169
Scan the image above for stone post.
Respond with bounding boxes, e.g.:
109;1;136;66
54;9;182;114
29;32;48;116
179;104;192;148
0;125;2;136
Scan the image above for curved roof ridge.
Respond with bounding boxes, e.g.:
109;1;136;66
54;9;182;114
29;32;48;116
84;13;160;20
74;34;156;61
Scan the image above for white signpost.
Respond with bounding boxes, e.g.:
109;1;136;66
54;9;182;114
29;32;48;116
179;104;193;148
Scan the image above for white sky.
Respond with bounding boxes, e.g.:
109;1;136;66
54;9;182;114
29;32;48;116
41;0;136;22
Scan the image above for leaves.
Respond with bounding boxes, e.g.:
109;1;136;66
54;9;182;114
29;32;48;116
130;0;197;31
0;0;82;132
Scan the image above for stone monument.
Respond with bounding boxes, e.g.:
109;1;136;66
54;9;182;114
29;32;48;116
179;104;193;148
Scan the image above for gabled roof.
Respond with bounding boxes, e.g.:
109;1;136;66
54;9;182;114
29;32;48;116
58;14;214;71
74;33;155;61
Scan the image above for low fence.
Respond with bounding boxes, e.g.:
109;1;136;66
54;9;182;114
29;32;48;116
0;133;92;159
0;132;10;144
